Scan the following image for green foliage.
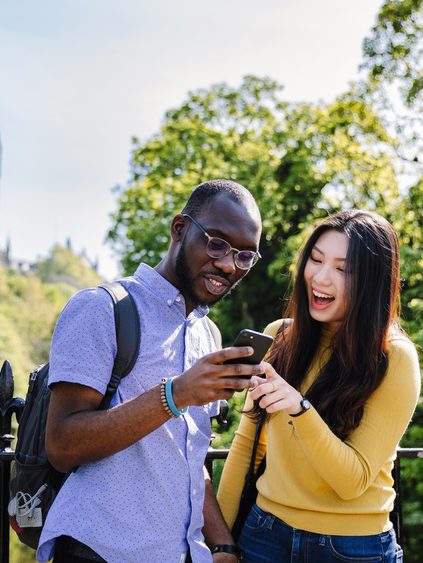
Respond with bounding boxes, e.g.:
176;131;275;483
108;76;402;343
395;178;423;354
0;246;101;398
37;244;102;290
362;0;423;109
361;0;423;170
9;535;37;563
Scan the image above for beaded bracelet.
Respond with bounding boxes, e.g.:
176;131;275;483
160;379;175;418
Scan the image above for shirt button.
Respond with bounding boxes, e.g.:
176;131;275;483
167;299;172;306
188;443;193;452
192;489;197;496
175;296;181;302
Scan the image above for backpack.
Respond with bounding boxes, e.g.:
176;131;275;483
8;281;222;550
8;282;140;549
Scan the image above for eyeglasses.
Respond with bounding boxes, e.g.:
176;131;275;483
183;214;261;270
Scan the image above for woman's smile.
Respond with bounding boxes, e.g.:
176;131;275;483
311;287;336;310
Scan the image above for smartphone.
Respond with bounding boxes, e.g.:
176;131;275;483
224;329;274;365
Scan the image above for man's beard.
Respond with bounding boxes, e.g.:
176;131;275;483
174;242;239;309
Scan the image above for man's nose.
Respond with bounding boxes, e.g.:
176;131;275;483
213;252;237;274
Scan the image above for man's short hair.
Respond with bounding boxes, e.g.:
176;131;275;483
182;179;257;218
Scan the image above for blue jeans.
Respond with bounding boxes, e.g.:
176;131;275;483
238;505;403;562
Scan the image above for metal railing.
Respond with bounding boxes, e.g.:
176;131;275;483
1;360;422;563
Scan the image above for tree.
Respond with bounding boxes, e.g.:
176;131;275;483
0;245;102;398
108;75;400;341
37;244;102;290
362;0;422;110
361;0;423;165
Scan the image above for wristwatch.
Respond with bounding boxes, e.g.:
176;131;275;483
290;397;311;417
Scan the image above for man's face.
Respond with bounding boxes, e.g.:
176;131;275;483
174;195;261;311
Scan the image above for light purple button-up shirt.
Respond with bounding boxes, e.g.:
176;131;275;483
37;264;219;563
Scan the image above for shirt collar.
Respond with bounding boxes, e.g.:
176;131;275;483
133;263;209;318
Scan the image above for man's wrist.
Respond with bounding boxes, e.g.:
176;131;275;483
170;374;189;410
211;544;242;559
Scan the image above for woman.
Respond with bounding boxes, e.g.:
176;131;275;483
217;210;420;562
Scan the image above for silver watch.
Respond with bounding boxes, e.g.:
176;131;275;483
290;397;311;417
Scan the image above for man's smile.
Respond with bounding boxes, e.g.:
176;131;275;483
203;273;230;296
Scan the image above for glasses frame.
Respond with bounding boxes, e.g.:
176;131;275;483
182;213;261;270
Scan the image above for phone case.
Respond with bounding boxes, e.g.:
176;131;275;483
225;329;274;364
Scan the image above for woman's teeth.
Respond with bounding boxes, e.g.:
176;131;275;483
313;289;335;303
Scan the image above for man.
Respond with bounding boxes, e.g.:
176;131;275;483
37;179;263;563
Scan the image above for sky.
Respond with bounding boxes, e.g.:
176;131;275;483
0;0;383;280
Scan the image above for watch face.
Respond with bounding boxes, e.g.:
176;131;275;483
301;399;311;411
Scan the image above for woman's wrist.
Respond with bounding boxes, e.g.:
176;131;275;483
289;395;311;417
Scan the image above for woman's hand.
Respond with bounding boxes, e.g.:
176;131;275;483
249;361;304;415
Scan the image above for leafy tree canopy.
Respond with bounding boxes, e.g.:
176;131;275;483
37;244;102;290
108;75;400;341
362;0;423;109
0;246;102;397
361;0;423;166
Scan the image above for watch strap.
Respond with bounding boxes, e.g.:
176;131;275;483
211;544;242;557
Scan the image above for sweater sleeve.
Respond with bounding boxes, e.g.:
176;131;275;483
284;336;421;500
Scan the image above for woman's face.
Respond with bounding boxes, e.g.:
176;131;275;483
304;229;349;331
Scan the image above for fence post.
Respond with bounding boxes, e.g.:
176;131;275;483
0;360;25;563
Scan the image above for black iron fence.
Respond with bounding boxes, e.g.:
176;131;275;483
1;360;422;563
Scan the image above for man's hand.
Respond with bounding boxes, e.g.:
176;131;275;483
173;346;265;409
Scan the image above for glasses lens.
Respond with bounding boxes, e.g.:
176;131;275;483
207;237;231;258
235;251;257;270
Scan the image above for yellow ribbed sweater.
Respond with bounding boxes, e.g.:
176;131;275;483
217;320;421;536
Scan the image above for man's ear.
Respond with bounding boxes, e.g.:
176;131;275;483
171;214;186;242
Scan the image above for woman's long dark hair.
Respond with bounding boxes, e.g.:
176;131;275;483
253;210;402;440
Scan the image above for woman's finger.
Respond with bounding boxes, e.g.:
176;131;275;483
249;378;280;400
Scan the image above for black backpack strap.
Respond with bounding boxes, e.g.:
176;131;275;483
98;282;140;409
246;419;264;480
